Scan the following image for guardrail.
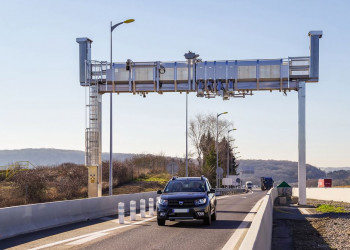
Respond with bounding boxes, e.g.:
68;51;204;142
293;188;350;203
0;191;159;240
239;188;278;250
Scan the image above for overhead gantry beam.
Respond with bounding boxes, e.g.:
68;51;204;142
76;31;322;199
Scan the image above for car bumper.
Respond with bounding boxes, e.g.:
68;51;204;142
157;204;210;220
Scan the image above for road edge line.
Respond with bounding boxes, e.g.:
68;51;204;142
221;197;264;250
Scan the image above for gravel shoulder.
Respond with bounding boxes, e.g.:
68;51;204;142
272;198;350;250
304;199;350;250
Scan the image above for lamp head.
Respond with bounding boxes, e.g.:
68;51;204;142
124;19;135;23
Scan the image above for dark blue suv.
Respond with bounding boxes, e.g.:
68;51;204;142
156;176;217;226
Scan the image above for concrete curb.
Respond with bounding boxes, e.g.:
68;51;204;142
0;191;159;240
239;188;278;250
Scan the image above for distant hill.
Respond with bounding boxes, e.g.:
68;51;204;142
320;167;350;173
0;148;135;166
1;149;348;186
237;159;327;187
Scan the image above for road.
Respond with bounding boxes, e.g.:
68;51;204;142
1;190;266;250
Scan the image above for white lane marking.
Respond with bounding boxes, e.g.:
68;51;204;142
217;195;230;200
216;192;252;200
221;197;264;250
29;216;156;250
66;232;109;245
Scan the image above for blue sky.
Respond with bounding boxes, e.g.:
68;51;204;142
0;0;349;168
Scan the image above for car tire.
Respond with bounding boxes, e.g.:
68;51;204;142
157;219;166;226
204;207;212;225
211;206;217;221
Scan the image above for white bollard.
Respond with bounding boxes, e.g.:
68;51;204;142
118;202;125;224
130;200;136;221
149;198;154;216
140;199;146;218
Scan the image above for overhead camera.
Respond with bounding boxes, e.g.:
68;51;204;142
184;51;200;60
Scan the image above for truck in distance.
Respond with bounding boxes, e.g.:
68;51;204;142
261;177;274;191
245;181;253;190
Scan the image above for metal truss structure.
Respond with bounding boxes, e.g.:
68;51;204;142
76;31;322;204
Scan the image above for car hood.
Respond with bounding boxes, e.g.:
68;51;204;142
160;192;207;200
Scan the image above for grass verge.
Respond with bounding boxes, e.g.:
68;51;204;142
316;204;347;213
135;173;170;185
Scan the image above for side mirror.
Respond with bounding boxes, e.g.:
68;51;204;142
157;190;162;194
209;189;216;194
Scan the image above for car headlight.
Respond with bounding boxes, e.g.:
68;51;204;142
194;198;207;205
159;198;168;206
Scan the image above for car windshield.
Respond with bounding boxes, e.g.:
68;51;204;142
164;180;207;193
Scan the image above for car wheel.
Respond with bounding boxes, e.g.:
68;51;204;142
157;219;166;226
204;207;212;225
211;206;217;221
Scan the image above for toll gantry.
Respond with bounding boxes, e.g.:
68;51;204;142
76;31;322;202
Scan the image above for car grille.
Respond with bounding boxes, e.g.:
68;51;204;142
168;199;195;207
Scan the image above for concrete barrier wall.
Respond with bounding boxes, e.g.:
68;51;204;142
0;191;159;240
293;188;350;203
239;188;278;250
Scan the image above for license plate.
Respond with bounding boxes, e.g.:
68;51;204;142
173;209;189;213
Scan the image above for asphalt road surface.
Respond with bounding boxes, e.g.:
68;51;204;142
1;190;266;250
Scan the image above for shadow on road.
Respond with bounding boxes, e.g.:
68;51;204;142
216;210;257;215
0;216;116;249
167;219;251;230
272;206;331;250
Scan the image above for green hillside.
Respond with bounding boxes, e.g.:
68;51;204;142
237;159;327;187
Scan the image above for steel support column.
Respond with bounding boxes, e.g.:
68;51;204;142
298;81;306;205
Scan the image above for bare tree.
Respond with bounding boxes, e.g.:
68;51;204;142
189;113;233;170
189;114;206;168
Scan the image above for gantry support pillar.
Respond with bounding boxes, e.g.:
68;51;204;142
298;80;306;205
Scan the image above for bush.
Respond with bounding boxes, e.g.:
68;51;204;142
11;167;48;204
54;163;87;200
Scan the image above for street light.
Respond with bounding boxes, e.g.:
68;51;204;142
226;128;237;177
109;18;135;196
216;112;228;188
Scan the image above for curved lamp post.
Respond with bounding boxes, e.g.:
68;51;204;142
109;19;135;196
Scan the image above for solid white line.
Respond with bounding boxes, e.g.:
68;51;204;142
217;195;230;200
29;216;156;250
216;192;252;200
66;232;109;245
221;197;264;250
